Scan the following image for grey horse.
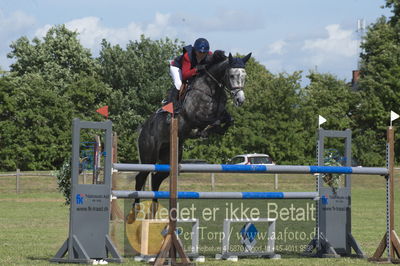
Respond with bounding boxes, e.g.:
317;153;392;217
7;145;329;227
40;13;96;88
127;52;251;221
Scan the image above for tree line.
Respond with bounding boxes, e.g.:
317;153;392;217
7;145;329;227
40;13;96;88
0;1;399;171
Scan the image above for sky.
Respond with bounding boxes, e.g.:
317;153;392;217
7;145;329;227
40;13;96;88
0;0;393;84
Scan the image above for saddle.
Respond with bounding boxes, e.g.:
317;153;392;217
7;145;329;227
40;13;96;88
178;82;189;100
157;83;189;114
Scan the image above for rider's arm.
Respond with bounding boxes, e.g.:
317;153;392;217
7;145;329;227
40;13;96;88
181;53;198;81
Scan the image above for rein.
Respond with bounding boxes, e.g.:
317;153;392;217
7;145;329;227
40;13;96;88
185;68;226;124
189;69;226;98
204;69;242;99
205;69;224;89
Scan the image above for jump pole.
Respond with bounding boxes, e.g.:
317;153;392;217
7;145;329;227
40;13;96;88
370;126;400;262
112;191;319;199
153;116;191;266
114;163;388;175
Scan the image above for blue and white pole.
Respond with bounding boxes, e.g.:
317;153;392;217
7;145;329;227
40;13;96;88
113;163;388;175
112;190;318;200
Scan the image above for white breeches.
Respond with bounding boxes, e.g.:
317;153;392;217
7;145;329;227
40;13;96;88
169;65;182;90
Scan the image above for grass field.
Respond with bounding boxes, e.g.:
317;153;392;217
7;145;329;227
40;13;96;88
0;170;398;265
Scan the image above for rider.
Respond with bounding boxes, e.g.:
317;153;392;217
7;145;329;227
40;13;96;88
167;38;212;112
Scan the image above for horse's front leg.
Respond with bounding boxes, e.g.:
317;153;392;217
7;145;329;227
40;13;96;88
219;110;234;133
200;111;234;137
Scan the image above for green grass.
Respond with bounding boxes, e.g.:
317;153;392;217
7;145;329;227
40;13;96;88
0;171;397;265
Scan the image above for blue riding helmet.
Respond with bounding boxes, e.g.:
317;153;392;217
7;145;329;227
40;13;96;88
193;38;210;53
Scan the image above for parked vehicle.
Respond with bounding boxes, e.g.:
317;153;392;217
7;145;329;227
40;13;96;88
228;153;275;165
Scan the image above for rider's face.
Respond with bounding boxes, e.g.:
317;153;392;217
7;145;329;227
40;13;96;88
195;51;207;62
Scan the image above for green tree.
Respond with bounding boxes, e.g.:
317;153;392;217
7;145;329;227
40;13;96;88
8;25;99;89
302;72;360;130
0;74;73;170
1;25;111;170
300;72;361;164
355;1;400;165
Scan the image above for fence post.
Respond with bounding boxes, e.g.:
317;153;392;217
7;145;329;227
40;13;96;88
16;169;20;193
274;174;278;190
111;133;124;220
211;173;215;191
147;173;152;191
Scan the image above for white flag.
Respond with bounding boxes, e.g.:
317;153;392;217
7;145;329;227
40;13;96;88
318;115;327;126
391;111;399;123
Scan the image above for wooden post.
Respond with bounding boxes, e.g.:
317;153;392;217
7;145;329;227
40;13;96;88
389;127;395;260
274;174;278;190
110;133;124;253
211;173;215;191
83;170;87;184
94;135;101;184
111;133;124;220
16;169;20;193
369;126;400;262
147;173;152;191
154;116;191;266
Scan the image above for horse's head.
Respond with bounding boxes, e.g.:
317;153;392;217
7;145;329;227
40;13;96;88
225;53;251;106
201;51;252;106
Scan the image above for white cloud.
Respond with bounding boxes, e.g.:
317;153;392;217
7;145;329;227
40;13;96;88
302;24;358;65
263;59;284;73
0;10;36;36
145;12;175;37
0;11;37;70
35;13;177;52
35;24;52;39
31;10;262;57
268;40;286;55
174;9;264;32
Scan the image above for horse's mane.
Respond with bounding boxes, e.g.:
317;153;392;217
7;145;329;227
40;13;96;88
206;50;226;65
205;50;229;74
196;51;251;80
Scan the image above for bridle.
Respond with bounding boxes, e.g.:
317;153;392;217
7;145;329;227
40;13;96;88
204;68;224;89
204;68;243;99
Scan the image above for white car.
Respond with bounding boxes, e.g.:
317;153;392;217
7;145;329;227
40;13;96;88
229;153;275;165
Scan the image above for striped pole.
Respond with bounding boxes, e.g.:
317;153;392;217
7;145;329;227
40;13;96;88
112;190;319;200
113;163;388;175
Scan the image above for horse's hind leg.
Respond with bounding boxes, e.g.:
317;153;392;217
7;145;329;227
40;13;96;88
147;172;169;219
126;171;149;223
148;142;182;218
134;171;150;204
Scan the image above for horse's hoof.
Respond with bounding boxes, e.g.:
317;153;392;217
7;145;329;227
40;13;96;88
146;202;159;219
126;205;141;224
126;211;136;224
